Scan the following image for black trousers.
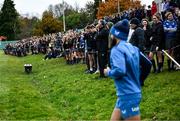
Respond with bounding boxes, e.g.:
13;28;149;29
174;47;180;64
98;51;108;77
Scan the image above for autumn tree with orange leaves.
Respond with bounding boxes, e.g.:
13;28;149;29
97;0;141;19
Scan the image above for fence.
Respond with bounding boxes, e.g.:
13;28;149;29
0;41;18;50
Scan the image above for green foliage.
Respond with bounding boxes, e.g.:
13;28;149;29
0;0;20;40
66;12;81;29
33;11;63;36
79;10;91;28
58;10;90;30
0;51;179;120
15;0;95;37
41;11;62;34
84;1;95;24
17;17;39;39
49;1;95;31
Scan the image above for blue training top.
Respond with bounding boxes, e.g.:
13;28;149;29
107;40;151;97
163;20;177;40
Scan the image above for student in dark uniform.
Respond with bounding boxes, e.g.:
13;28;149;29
129;18;145;52
149;13;165;73
96;19;109;78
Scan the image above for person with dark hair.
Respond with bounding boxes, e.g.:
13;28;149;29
174;10;180;70
147;5;152;21
104;19;152;120
129;18;145;52
78;34;85;63
141;18;152;54
44;48;53;60
169;0;177;13
135;7;143;21
96;19;109;78
84;25;96;73
63;36;71;64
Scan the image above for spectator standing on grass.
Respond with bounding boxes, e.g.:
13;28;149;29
174;10;180;70
141;18;152;54
96;19;109;78
163;12;177;71
104;19;152;120
84;25;96;74
129;18;145;52
149;13;165;73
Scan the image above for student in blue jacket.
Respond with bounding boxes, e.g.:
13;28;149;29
163;12;177;71
104;19;152;120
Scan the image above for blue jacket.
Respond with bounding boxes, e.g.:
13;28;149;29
107;41;151;97
163;20;177;40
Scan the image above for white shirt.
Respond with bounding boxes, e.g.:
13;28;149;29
127;28;135;43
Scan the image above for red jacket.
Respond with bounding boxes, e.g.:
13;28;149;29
151;2;157;16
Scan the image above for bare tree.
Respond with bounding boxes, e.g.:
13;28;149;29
48;1;74;18
74;1;80;12
48;4;54;14
54;4;63;17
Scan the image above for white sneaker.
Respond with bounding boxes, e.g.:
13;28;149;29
175;65;180;70
94;70;99;74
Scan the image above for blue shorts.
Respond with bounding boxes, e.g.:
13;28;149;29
115;94;141;119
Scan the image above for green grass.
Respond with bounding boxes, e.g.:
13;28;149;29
0;51;179;120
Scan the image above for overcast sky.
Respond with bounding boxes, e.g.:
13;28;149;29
0;0;153;17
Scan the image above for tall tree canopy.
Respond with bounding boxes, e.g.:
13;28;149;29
47;1;94;30
0;0;20;40
33;11;63;36
17;16;39;39
94;0;101;19
97;0;141;18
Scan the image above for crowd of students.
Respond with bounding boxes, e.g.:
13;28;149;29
4;34;57;56
3;0;180;78
82;0;180;78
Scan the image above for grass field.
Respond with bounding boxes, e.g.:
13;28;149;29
0;51;180;120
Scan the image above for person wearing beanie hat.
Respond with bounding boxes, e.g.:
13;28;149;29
104;19;152;120
129;18;145;52
108;19;129;48
130;18;140;26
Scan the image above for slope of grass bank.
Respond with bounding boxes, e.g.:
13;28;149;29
0;51;179;120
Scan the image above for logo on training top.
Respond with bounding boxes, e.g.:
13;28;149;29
122;110;126;114
115;30;120;36
131;106;139;112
